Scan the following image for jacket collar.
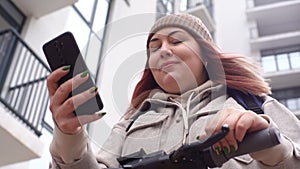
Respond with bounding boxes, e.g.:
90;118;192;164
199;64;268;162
149;80;226;106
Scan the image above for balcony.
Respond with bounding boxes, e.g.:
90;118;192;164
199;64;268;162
181;0;215;32
249;30;300;51
246;0;297;8
11;0;78;18
0;28;50;166
246;0;300;50
264;69;300;90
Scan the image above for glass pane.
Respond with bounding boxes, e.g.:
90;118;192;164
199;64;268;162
287;98;297;111
161;0;173;14
166;2;173;13
297;98;300;110
85;33;102;75
74;0;95;22
277;53;290;71
92;0;108;32
180;0;187;11
64;10;90;52
278;99;286;105
290;52;300;69
262;55;276;72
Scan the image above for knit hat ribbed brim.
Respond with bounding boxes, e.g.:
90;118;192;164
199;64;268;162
147;13;213;48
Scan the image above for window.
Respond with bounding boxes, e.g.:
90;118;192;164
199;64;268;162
276;53;289;71
74;0;95;24
261;45;300;73
180;0;214;17
261;55;276;72
290;52;300;69
272;87;300;111
43;0;111;133
157;0;174;18
0;0;26;32
281;98;300;111
92;0;109;32
70;0;111;77
286;98;300;111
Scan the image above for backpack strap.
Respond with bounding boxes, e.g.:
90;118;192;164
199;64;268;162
227;88;264;114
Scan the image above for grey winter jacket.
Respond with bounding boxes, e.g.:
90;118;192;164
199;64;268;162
50;81;300;169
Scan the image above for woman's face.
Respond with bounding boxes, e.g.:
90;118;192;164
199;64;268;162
148;27;208;94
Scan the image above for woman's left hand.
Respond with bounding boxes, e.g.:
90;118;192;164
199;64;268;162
202;107;270;155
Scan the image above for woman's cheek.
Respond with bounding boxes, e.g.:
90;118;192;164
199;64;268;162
148;55;157;70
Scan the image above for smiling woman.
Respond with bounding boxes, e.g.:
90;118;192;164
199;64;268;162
148;27;206;94
48;13;300;169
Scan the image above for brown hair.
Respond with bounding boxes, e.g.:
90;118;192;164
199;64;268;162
124;39;271;118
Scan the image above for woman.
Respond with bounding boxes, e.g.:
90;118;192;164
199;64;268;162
48;14;300;168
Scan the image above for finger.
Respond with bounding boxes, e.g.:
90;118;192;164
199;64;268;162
47;65;71;96
246;112;269;132
219;139;230;156
235;111;269;141
52;70;90;106
205;109;230;136
76;112;107;126
221;113;243;150
56;117;83;135
234;111;256;142
59;86;98;117
60;112;106;134
196;133;207;140
213;142;222;155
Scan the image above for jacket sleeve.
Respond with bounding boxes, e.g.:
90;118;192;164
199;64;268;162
50;119;129;169
249;95;300;167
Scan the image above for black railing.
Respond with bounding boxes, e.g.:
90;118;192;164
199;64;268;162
0;28;51;136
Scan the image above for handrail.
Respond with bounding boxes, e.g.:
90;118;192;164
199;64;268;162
0;28;51;72
9;76;48;90
0;28;52;136
0;97;42;136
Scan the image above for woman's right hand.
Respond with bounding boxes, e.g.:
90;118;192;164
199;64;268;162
47;66;104;135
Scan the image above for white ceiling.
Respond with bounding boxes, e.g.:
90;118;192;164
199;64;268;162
11;0;78;18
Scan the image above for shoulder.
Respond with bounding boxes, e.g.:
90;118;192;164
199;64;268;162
261;95;290;113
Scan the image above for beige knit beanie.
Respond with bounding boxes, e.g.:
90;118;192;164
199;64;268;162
147;13;213;49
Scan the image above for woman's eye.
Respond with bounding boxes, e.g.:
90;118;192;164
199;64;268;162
149;46;159;52
171;38;183;44
172;40;182;44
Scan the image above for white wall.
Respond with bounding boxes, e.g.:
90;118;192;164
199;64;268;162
21;7;93;64
0;129;53;169
89;0;158;146
21;7;73;63
213;0;252;57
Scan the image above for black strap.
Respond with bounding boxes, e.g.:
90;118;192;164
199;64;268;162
227;88;264;114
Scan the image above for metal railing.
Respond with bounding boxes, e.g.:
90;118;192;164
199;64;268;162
0;28;51;136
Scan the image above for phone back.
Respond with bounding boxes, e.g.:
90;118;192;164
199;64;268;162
43;32;104;115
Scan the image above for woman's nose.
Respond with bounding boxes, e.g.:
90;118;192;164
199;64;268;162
160;42;173;58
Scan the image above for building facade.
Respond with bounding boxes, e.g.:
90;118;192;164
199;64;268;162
214;0;300;118
0;0;299;168
0;0;112;168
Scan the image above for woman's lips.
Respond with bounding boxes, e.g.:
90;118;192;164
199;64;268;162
160;61;178;70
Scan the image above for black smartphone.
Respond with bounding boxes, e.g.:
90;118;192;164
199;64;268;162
43;31;104;116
